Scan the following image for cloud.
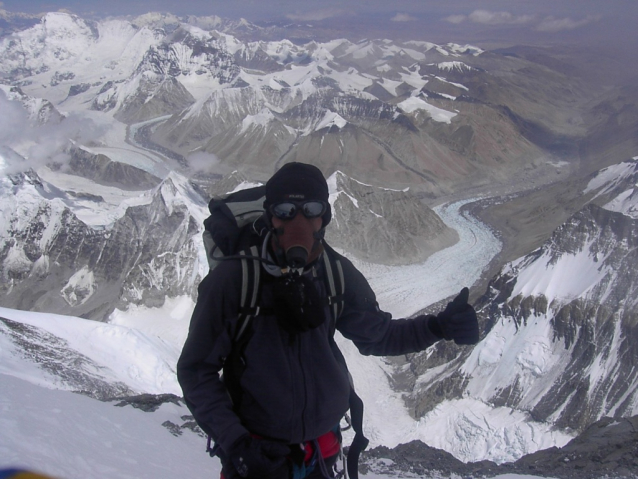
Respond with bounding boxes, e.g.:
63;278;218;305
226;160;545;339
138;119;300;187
536;15;601;32
443;9;601;34
468;9;535;25
186;14;223;30
0;94;29;146
391;13;418;22
285;8;350;22
0;93;107;175
186;151;220;174
444;14;467;25
444;9;535;26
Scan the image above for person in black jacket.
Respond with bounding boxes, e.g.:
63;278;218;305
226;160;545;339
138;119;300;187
177;162;479;479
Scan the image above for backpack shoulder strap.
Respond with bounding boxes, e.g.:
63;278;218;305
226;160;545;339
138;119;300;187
221;245;261;414
235;245;261;341
321;245;345;325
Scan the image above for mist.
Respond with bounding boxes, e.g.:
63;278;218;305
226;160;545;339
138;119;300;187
0;91;107;176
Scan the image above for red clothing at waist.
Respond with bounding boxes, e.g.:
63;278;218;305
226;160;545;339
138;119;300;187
302;429;340;462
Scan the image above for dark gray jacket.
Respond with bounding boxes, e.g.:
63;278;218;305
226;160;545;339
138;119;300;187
177;247;441;453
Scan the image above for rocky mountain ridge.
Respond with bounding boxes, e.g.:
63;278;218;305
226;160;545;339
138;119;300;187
0;168;206;320
361;415;638;479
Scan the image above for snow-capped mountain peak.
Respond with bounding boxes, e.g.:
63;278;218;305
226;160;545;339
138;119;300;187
585;158;638;218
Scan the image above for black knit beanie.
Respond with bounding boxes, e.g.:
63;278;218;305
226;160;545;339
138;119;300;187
264;162;331;225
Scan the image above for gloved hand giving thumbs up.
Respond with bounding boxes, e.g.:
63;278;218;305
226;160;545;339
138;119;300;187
428;287;479;345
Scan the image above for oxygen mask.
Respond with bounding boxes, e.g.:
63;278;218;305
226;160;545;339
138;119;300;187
270;200;326;269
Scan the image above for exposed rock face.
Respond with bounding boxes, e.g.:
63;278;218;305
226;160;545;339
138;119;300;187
112;393;182;412
512;416;638;478
155;87;271;153
325;171;457;265
106;394;205;437
134;26;239;82
114;74;196;124
0;84;64;124
68;146;161;190
0;170;206;320
361;415;638;479
476;204;638;431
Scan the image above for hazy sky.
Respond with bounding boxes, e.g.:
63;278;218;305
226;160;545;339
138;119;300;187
1;0;637;54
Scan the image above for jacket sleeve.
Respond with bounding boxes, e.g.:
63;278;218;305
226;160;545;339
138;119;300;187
176;261;248;452
335;254;442;356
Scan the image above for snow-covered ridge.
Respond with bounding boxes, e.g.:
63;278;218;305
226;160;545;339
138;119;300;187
1;372;216;479
584;160;637;197
315;110;348;130
446;43;484;56
435;61;477;73
0;12;159;83
584;159;638;219
0;12;479;117
239;108;276;133
505;237;613;304
0;84;63;125
0;306;181;395
448;161;638;439
398;96;457;124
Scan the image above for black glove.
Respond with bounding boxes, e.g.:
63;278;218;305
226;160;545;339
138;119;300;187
227;435;291;479
429;287;479;345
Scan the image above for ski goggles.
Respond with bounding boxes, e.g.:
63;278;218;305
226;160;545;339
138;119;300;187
269;200;328;220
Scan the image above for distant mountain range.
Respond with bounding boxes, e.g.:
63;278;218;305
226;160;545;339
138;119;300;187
3;11;628;192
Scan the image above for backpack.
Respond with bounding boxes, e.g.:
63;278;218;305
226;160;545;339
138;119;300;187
202;185;369;479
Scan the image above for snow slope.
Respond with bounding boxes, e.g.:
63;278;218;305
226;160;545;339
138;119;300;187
1;373;216;479
0;328;553;479
0;306;180;395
